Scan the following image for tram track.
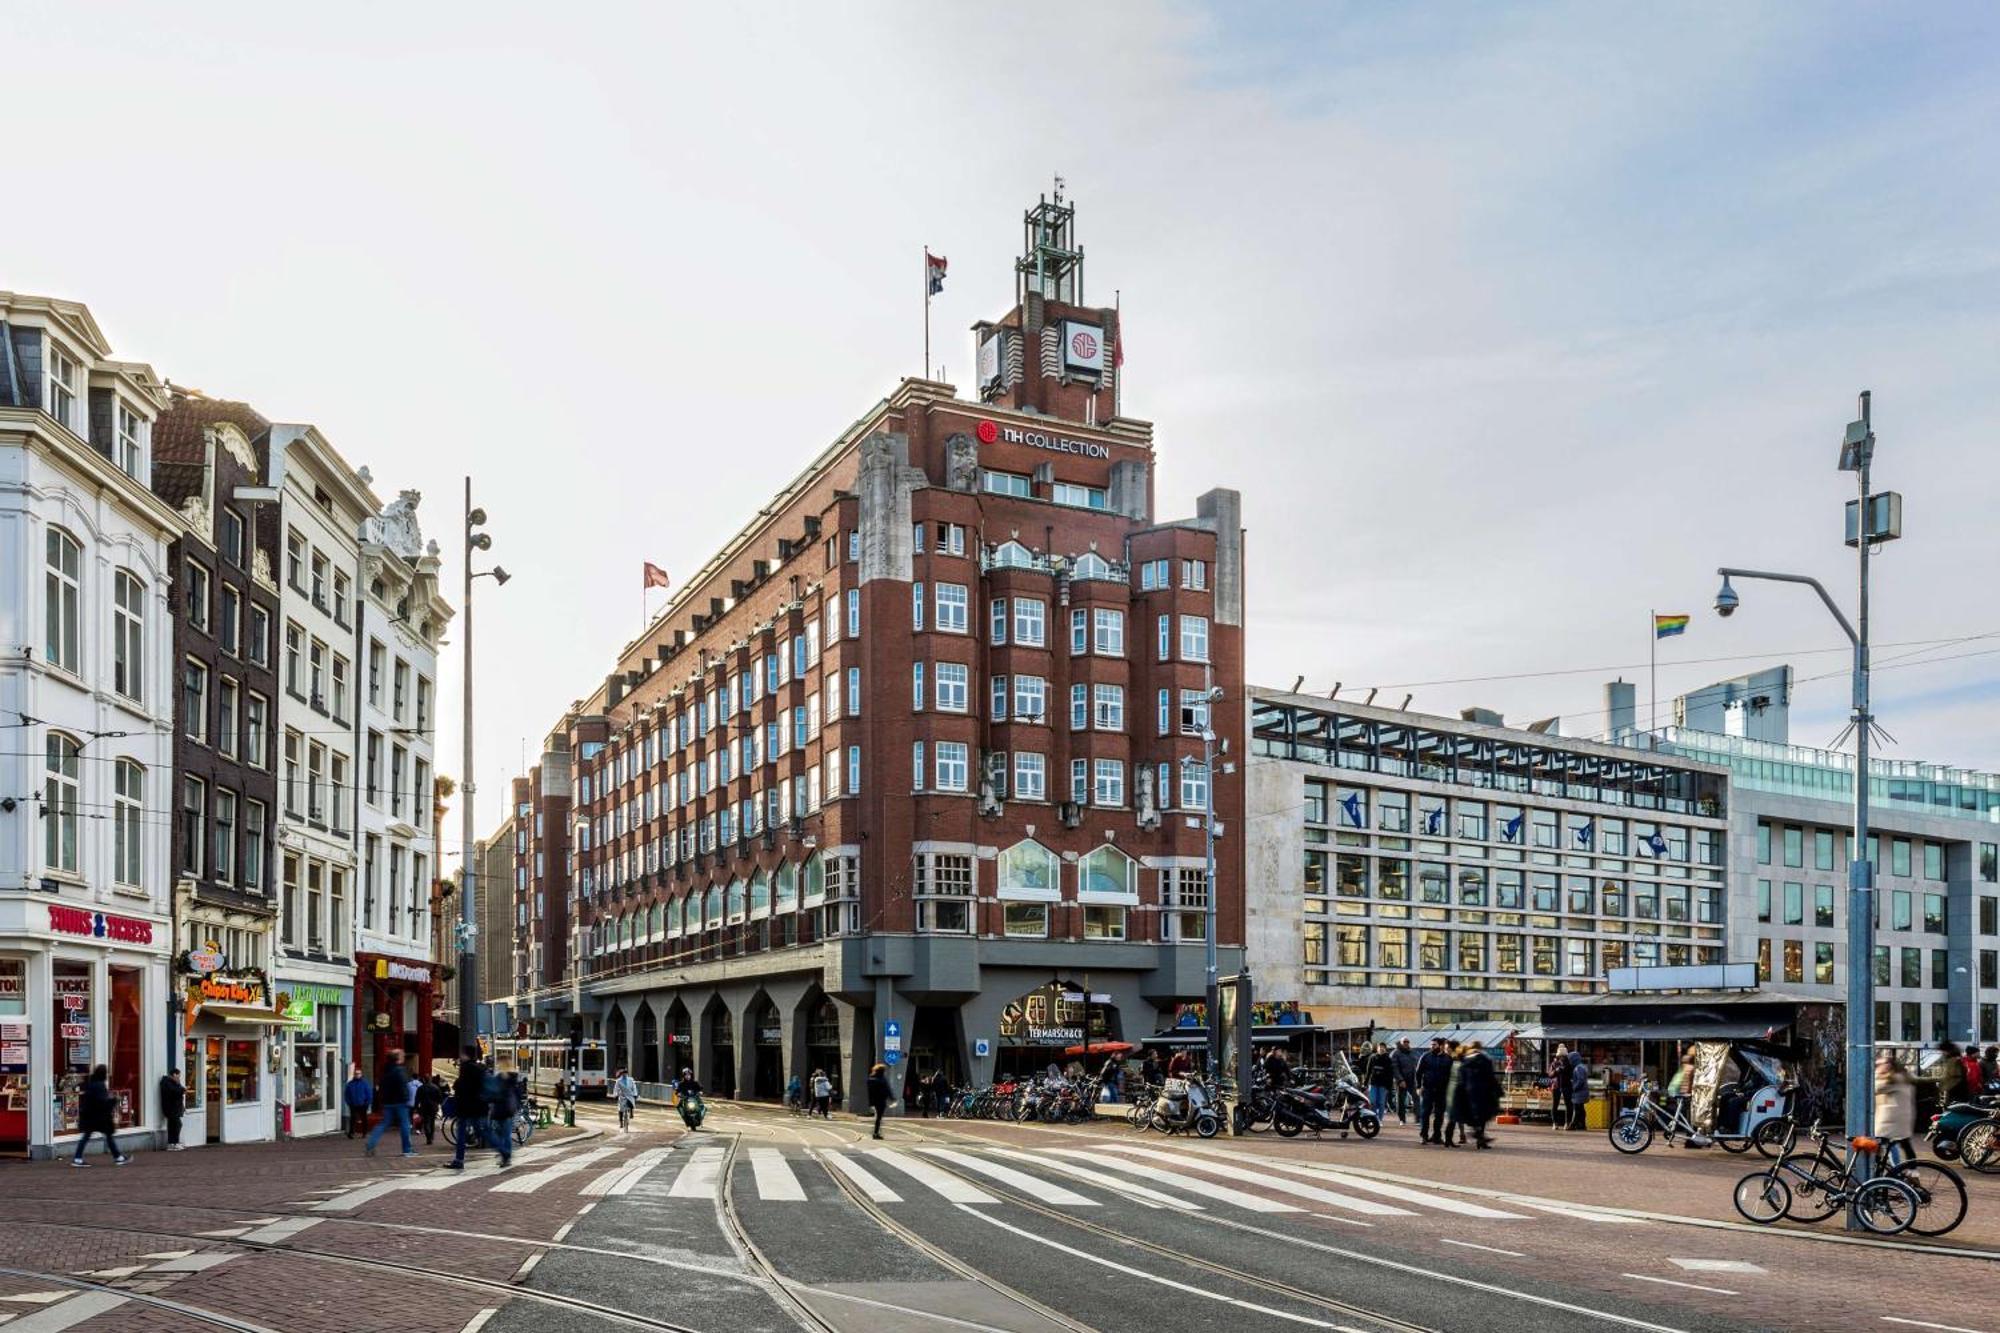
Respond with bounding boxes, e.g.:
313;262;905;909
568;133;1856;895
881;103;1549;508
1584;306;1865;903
0;1263;283;1332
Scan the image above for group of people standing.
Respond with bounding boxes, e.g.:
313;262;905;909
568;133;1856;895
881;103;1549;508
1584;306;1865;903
1341;1038;1501;1147
341;1052;449;1156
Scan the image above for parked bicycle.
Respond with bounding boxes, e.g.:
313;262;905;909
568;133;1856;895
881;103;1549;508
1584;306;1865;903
1732;1122;1925;1235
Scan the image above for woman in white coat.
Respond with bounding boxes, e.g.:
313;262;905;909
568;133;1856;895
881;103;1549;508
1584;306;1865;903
1874;1052;1918;1166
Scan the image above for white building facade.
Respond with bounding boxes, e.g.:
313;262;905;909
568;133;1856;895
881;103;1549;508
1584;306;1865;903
268;425;375;1137
352;490;449;1079
0;294;180;1158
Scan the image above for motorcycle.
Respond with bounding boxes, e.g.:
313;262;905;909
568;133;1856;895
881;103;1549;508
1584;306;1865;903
1147;1076;1221;1138
1926;1095;2000;1169
677;1089;706;1130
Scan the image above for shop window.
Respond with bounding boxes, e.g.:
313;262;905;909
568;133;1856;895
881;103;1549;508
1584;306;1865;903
52;962;91;1133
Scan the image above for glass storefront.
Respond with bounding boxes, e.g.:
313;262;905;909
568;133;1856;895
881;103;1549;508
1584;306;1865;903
109;966;142;1128
1;958;27;1156
52;962;91;1132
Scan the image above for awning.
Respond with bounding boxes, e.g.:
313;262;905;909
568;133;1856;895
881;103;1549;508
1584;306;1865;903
1539;1020;1777;1041
1375;1024;1542;1048
199;1004;297;1027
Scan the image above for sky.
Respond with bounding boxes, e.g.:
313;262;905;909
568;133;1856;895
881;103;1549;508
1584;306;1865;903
9;1;1998;838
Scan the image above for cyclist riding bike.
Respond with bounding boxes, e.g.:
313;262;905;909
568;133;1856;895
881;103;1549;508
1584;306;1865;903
613;1068;639;1131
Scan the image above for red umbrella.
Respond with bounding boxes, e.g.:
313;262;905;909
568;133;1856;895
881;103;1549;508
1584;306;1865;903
1064;1040;1135;1058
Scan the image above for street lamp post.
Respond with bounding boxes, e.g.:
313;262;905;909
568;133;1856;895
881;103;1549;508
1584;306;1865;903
1714;391;1895;1231
1182;664;1224;1073
459;480;508;1048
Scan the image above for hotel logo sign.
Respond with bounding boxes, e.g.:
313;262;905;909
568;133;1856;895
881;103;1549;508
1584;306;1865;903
993;423;1111;460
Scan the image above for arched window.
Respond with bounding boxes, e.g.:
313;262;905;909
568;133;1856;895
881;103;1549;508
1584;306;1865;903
774;861;798;912
44;528;81;670
991;540;1034;569
997;839;1059;897
1080;844;1136;898
113;571;145;701
113;760;144;887
705;885;723;929
44;733;81;871
1071;551;1112;582
726;878;747;923
749;870;771;919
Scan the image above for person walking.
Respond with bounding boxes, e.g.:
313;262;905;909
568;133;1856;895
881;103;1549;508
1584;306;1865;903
1098;1057;1121;1105
447;1045;507;1170
365;1050;415;1158
1392;1039;1419;1124
69;1065;128;1166
1416;1038;1453;1144
1876;1052;1918;1166
1365;1042;1396;1120
1141;1050;1164;1089
811;1068;834;1119
1548;1043;1572;1130
158;1068;187;1151
342;1063;373;1139
414;1074;444;1145
866;1062;894;1139
1937;1041;1967;1108
1983;1046;2000;1091
1443;1043;1469;1146
1566;1049;1591;1131
1461;1041;1500;1149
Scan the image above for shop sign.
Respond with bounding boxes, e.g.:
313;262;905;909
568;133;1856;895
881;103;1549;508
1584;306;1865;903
48;904;154;945
187;944;226;974
193;973;266;1007
994;423;1111;460
53;977;90;996
280;997;315;1025
1062;321;1104;372
0;960;23;999
1;1018;26;1074
60;1022;89;1040
758;1027;782;1044
61;993;87;1012
374;959;432;984
286;984;347;1006
1026;1026;1084;1045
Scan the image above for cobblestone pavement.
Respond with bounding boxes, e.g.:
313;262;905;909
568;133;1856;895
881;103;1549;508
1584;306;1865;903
0;1102;1994;1333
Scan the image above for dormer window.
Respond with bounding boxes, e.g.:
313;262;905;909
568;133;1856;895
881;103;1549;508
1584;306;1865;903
991;540;1034;569
45;343;77;431
115;403;144;478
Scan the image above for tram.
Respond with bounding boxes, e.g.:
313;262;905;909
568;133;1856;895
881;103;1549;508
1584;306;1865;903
484;1038;609;1099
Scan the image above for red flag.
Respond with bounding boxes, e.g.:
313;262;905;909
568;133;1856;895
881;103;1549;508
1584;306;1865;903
926;250;948;296
643;562;671;590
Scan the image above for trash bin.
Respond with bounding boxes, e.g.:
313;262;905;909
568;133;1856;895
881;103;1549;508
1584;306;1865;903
1585;1096;1612;1131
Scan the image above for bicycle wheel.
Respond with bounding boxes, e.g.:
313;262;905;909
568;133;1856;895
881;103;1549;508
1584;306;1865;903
1751;1117;1790;1159
1731;1171;1790;1224
1852;1178;1919;1235
1777;1156;1842;1221
1893;1160;1968;1237
1608;1114;1653;1154
1959;1120;2000;1173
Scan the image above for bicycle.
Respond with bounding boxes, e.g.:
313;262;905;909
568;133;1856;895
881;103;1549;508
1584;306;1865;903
1610;1079;1788;1156
1732;1123;1921;1235
617;1096;634;1132
1765;1118;1961;1235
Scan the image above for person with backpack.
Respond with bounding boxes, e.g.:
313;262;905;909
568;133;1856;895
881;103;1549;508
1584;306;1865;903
446;1045;508;1170
810;1068;833;1119
70;1065;129;1166
342;1063;373;1139
414;1074;444;1145
1567;1049;1591;1130
364;1050;415;1157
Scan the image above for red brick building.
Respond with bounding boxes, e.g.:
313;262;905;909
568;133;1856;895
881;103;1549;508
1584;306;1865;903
514;196;1245;1101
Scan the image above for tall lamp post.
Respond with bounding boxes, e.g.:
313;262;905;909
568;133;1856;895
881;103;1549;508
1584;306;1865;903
1182;665;1225;1072
1713;391;1898;1230
459;479;509;1047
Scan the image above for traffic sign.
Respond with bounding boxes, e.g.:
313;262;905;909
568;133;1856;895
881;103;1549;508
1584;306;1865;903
884;1049;902;1065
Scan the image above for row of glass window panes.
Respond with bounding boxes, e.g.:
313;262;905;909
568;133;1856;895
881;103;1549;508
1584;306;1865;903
1757;822;1965;882
1306;784;1720;863
1305;852;1723;922
1302;924;1718;975
1756;879;1947;933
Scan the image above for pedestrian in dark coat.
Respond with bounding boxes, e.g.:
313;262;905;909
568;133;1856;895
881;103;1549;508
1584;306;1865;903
71;1065;128;1165
1141;1051;1164;1088
1391;1039;1419;1123
365;1050;415;1157
1461;1042;1501;1148
342;1064;373;1138
1416;1038;1453;1143
1566;1051;1590;1131
158;1069;187;1150
866;1063;894;1140
1365;1042;1396;1120
414;1074;444;1144
1548;1043;1572;1129
447;1046;491;1170
1444;1044;1470;1146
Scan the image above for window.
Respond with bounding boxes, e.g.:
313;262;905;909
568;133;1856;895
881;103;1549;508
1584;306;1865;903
43;733;80;871
1180;615;1210;662
935;583;968;632
1092;608;1124;655
183;660;209;742
846;588;860;638
221;509;245;566
309;551;328;610
937;522;966;556
217;583;241;656
1783;882;1803;926
1013;599;1045;645
113;571;145;700
308;639;327;709
214;790;237;884
1013;675;1046;720
217;679;238;758
990;597;1008;645
847;744;861;794
1783;826;1804;868
245;693;268;768
180;776;208;877
1138;558;1170;591
115;402;144;477
998;839;1059;896
331;655;349;722
1925;842;1945;881
1180;759;1209;811
915;853;974;933
247;604;270;666
1815;829;1836;871
912;582;925;631
45;342;77;428
1052;482;1107;510
285;622;303;695
243;800;267;892
1004;903;1049;937
1093;683;1125;731
286;530;304;589
983;470;1032;498
1013;752;1046;800
936;661;969;712
935;741;970;792
367;641;385;705
1070;608;1087;654
307;741;326;823
113;761;144;887
393;661;409;720
44;528;81;670
1158;613;1171;660
1181;559;1208;591
1083;905;1127;938
1070;683;1088;730
1093;758;1125;806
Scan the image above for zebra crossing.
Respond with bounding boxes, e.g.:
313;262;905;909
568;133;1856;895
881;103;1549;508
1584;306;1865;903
563;1137;1648;1230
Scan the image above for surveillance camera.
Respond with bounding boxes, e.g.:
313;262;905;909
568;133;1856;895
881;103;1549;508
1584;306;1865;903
1714;576;1739;618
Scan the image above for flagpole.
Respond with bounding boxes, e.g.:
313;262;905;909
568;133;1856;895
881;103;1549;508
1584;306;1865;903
1649;608;1657;743
923;248;932;381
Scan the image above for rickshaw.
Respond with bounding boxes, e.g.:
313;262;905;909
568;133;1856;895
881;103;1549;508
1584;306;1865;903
1609;1039;1796;1156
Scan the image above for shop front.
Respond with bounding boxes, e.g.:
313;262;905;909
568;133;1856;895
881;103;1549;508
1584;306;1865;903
274;980;351;1137
996;980;1123;1080
354;954;437;1079
180;960;285;1145
0;901;170;1159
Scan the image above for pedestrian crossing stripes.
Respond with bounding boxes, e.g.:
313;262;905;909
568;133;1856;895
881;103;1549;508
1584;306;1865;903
1095;1144;1411;1216
492;1146;621;1194
583;1146;676;1197
747;1146;807;1201
667;1145;728;1198
914;1147;1097;1206
861;1148;999;1204
816;1146;902;1202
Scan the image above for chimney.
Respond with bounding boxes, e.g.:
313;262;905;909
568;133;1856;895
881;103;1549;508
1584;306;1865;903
1460;707;1504;727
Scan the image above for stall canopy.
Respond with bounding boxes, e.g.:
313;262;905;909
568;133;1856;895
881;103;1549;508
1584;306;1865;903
1143;1025;1332;1048
1537;988;1831;1044
1374;1024;1541;1048
202;1004;296;1026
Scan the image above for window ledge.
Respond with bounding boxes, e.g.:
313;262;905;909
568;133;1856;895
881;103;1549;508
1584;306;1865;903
996;887;1061;903
1077;890;1140;906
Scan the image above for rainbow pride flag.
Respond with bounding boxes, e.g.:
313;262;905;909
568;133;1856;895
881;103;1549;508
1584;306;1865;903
1654;613;1690;639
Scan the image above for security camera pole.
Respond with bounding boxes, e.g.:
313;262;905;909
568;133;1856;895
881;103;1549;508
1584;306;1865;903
1715;391;1895;1230
460;479;507;1045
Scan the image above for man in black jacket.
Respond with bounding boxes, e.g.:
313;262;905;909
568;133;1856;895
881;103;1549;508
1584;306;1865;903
1461;1041;1501;1149
158;1069;187;1150
364;1050;414;1157
447;1045;494;1170
1391;1039;1419;1124
1415;1038;1453;1144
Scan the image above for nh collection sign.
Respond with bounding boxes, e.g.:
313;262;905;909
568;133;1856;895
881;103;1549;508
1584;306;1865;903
984;422;1112;460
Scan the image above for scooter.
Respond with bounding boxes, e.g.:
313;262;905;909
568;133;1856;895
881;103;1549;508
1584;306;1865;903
677;1089;706;1130
1148;1076;1221;1138
1926;1096;2000;1168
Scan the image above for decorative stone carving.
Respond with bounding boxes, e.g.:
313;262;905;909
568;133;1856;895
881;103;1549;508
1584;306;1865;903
944;433;979;493
363;489;426;558
1136;766;1160;830
252;547;277;591
178;494;212;536
207;423;257;472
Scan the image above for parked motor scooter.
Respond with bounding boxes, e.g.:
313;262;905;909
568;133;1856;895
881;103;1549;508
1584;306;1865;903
1927;1095;2000;1169
1272;1075;1380;1139
1148;1076;1221;1138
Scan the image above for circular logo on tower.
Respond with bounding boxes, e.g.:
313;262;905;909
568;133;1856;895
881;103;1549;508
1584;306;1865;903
975;419;999;444
1070;330;1099;360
